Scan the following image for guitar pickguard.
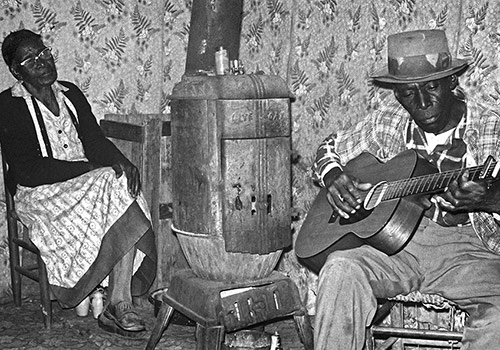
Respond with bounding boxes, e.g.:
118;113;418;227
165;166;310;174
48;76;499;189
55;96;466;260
331;208;373;226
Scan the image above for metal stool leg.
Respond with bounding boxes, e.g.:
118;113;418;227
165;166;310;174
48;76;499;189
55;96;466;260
145;302;175;350
293;313;314;350
195;324;225;350
365;327;375;350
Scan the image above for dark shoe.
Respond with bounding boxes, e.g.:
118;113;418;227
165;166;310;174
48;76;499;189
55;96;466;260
98;301;146;337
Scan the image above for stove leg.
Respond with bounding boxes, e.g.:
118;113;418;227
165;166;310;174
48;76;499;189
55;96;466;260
145;303;175;350
294;313;314;350
195;324;225;350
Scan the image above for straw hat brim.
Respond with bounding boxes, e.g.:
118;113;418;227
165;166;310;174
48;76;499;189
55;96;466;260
370;59;469;84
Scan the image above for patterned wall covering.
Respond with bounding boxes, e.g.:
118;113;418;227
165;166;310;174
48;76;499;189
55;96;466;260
0;0;498;327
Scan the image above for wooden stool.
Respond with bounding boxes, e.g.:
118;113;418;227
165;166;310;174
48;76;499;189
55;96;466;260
145;269;314;350
368;291;465;349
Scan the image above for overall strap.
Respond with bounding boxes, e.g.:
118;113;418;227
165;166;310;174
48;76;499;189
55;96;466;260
25;96;52;158
63;97;80;134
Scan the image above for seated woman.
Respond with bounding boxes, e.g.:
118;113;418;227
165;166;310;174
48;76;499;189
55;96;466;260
0;29;156;337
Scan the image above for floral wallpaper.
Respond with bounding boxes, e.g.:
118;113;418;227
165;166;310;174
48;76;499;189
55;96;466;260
239;0;500;317
0;0;499;334
0;0;187;115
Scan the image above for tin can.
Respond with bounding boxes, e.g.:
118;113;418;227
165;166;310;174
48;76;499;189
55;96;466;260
75;296;90;317
215;46;229;75
90;289;104;319
270;331;282;350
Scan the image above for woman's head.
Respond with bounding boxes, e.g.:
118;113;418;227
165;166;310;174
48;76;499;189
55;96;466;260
2;29;43;67
1;29;57;88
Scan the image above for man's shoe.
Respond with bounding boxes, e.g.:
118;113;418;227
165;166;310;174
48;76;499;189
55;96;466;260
98;301;146;337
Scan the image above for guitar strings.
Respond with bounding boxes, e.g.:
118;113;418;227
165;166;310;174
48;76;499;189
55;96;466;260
373;163;496;202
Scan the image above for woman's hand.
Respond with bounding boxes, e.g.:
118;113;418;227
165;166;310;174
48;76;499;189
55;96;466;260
112;160;141;198
324;168;373;219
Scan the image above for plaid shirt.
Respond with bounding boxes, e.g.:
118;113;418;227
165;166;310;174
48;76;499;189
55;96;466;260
312;89;500;253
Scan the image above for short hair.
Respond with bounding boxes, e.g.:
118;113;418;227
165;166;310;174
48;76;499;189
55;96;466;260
2;29;42;67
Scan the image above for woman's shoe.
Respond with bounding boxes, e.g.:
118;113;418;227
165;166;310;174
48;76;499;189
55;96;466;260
97;301;146;337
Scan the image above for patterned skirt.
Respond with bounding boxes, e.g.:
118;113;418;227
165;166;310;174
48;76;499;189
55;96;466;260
14;167;156;307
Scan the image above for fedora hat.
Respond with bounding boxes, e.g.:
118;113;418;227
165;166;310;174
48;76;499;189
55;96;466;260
371;29;469;84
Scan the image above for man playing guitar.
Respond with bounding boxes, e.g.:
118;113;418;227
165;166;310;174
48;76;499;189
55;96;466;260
304;30;500;350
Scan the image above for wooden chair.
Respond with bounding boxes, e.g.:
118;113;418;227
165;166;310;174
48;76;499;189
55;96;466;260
367;291;465;350
2;153;53;329
3;114;174;329
100;114;187;288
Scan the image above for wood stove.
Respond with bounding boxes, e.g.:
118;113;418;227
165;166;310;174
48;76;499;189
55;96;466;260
144;72;313;350
145;1;313;349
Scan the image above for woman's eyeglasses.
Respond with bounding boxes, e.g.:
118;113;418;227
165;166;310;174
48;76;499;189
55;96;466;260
18;47;52;69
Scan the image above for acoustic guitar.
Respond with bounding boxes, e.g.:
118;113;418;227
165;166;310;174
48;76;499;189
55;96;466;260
295;150;499;273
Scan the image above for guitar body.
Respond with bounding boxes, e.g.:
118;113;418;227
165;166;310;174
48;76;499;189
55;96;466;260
296;150;438;274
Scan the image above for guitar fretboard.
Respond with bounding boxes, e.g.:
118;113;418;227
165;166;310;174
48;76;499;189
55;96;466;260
375;159;498;202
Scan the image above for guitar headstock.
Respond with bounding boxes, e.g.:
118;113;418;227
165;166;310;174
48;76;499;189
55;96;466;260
479;155;500;181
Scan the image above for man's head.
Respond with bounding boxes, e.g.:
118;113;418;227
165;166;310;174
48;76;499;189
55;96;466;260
372;30;469;134
393;75;462;134
2;29;57;88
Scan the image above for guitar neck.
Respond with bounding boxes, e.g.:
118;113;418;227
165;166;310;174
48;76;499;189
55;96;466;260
382;159;497;201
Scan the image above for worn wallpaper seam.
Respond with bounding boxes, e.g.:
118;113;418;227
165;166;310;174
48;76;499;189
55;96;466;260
455;0;465;56
285;0;297;88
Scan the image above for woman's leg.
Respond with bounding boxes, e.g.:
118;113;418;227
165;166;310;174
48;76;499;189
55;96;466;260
108;247;135;305
100;246;146;333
